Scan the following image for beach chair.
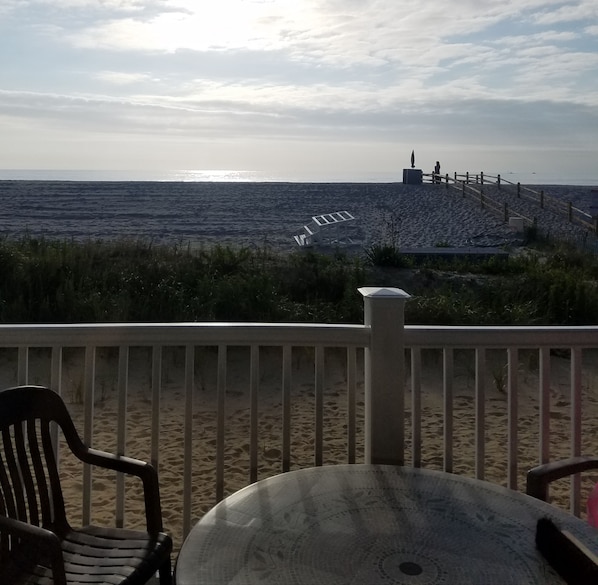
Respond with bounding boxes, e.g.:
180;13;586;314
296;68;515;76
0;385;172;585
527;456;598;526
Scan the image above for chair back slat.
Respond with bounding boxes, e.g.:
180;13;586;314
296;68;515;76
15;421;43;526
1;427;28;522
37;419;63;525
0;441;18;558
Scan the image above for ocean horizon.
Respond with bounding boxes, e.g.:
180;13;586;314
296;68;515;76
1;168;597;186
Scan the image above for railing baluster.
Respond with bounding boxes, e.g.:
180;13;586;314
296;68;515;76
507;347;519;490
115;345;129;528
411;348;422;468
183;344;194;537
50;346;63;464
475;347;486;480
249;344;259;483
571;346;582;515
443;348;453;473
314;345;324;466
51;346;62;397
17;346;28;385
346;347;357;464
216;344;226;502
82;346;96;526
282;345;292;472
151;345;162;470
539;347;550;464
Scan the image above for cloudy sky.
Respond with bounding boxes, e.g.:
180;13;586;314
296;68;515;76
1;0;597;180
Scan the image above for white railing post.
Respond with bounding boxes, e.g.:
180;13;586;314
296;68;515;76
359;287;411;465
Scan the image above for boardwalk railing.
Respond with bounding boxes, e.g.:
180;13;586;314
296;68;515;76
424;171;598;236
1;287;597;549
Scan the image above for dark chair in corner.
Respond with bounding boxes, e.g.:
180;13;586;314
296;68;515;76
527;456;598;502
0;385;173;585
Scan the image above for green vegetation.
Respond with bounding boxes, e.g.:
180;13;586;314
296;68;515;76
364;244;408;268
0;237;364;323
0;235;597;325
374;243;598;325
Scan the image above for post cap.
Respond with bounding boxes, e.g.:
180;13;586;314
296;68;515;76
358;287;411;299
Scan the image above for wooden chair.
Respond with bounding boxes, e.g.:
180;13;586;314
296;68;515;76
0;385;173;585
527;456;598;502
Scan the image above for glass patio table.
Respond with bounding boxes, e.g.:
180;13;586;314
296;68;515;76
174;463;598;584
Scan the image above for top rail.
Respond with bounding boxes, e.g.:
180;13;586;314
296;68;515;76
2;322;598;347
0;322;369;347
405;325;598;347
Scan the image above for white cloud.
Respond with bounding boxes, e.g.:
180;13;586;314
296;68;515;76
533;1;598;25
64;2;311;53
0;0;596;176
94;71;155;84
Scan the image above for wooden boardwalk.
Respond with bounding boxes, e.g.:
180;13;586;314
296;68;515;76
425;171;598;250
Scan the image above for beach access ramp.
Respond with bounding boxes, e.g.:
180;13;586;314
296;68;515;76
294;211;361;247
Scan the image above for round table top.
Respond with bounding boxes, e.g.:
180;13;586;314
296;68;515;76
175;464;598;585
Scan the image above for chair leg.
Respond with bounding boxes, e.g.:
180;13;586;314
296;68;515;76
159;558;173;585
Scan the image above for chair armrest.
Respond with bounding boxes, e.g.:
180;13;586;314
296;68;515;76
75;447;165;534
0;516;67;585
527;456;598;501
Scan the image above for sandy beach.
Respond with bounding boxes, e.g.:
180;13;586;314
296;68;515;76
0;180;596;254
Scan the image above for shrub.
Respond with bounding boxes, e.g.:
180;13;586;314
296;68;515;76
365;244;408;267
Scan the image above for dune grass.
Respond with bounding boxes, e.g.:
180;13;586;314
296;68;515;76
398;244;598;325
0;237;364;323
0;235;596;325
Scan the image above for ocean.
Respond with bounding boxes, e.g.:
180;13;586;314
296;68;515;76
1;168;598;185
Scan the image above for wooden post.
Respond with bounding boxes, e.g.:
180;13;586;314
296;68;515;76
359;287;410;465
480;171;484;185
466;172;469;184
517;182;521;198
497;174;501;189
445;174;449;189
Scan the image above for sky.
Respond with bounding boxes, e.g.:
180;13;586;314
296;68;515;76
1;0;597;181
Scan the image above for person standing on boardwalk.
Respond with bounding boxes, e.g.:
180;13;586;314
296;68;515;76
434;161;441;183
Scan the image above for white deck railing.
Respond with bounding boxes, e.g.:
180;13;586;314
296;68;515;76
1;287;597;550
